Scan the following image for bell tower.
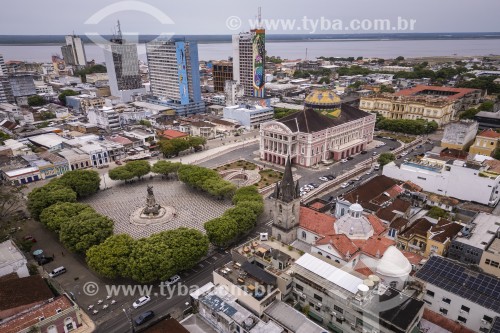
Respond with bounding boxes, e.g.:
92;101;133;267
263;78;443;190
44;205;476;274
271;156;301;244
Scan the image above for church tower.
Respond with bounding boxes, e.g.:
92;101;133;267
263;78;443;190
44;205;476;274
271;156;301;244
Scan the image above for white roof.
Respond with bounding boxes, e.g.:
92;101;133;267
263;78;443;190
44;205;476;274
190;282;214;300
29;133;66;148
5;166;39;177
376;246;412;278
0;240;26;268
295;253;363;294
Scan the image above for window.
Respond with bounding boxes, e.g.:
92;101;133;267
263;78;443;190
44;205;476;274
296;284;303;291
302;231;306;239
491;261;499;268
426;290;435;297
439;308;448;315
442;297;451;304
483;315;493;323
333;305;343;314
314;294;322;302
461;305;470;313
457;316;467;324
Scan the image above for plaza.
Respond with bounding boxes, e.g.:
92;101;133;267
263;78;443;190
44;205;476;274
82;178;232;239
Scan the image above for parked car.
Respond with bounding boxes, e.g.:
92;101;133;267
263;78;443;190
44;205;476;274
347;156;354;160
360;151;368;154
48;266;66;278
132;296;151;309
340;182;349;188
389;147;395;151
115;160;122;165
372;151;378;156
309;183;319;188
327;196;334;202
326;175;335;180
366;170;373;175
134;311;155;326
416;145;423;149
340;159;348;163
37;256;54;265
163;275;181;286
319;176;329;181
353;176;361;181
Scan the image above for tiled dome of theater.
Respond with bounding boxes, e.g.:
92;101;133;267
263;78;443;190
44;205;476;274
304;89;342;117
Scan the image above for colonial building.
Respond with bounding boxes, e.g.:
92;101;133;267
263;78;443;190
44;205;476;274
260;89;375;166
469;128;500;157
359;85;481;126
441;120;478;150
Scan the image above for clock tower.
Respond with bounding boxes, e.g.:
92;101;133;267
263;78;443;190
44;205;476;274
271;156;301;244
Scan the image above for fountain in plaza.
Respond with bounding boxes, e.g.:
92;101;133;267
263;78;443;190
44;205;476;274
129;185;176;226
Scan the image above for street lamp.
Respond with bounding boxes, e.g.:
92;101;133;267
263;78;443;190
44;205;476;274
122;308;135;333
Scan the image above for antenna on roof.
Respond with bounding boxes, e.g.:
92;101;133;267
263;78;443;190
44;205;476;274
257;7;262;29
356;195;359;203
117;20;123;40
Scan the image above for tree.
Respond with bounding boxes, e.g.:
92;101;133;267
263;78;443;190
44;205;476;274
379;85;395;93
151;161;181;176
27;184;77;219
232;186;262;205
86;234;135;279
128;238;177;283
427;206;449;219
57;170;101;197
59;210;114;253
58;90;79;106
274;107;299;119
377;153;396;166
159;138;191;157
108;167;134;182
237;200;264;216
225;206;257;236
318;77;331;84
125;160;151;180
188;136;207;150
204;216;239;248
0;131;10;145
139;119;152;127
39;202;93;233
27;95;47;106
459;108;480;120
39;111;56;120
478;100;495;112
0;185;24;222
395;56;405;61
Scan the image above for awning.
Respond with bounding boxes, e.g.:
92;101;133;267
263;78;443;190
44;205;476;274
327;322;343;333
308;311;323;323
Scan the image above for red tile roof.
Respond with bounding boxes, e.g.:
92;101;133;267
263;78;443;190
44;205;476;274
422;309;476;333
400;218;433;239
390;217;409;232
366;214;386;235
389;198;411;213
0;275;54;311
0;296;74;333
360;236;395;258
353;260;374;277
316;234;359;259
299;206;336;235
401;250;424;266
395;85;480;101
309;201;325;210
428;219;463;243
477;128;500;139
160;129;188;139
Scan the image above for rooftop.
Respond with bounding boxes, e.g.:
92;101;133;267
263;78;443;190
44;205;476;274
0;240;26;269
343;175;399;212
28;133;66;148
299;206;336;235
395;85;480;100
416;256;500;312
264;300;326;333
0;275;54;311
455;212;500;249
477;128;500;139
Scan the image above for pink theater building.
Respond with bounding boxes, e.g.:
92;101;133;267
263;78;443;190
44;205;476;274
260;89;375;167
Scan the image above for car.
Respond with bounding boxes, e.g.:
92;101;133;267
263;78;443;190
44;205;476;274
305;185;314;190
375;144;382;148
23;235;37;243
360;151;368;154
416;145;423;149
327;196;334;202
347;156;354;161
372;152;378;156
389;147;395;151
326;175;335;180
366;170;373;175
319;176;329;181
353;176;361;181
48;266;66;278
396;155;402;159
134;311;155;326
401;152;407;156
115;160;122;165
310;183;319;188
132;296;151;309
340;159;348;163
348;180;355;185
340;182;349;188
300;192;306;197
163;275;181;286
37;256;54;265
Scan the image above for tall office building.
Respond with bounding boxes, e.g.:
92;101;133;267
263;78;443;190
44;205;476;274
145;39;205;115
61;35;87;67
212;61;233;92
232;12;265;98
0;54;13;103
103;21;145;103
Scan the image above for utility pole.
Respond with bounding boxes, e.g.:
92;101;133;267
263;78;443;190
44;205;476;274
122;308;135;333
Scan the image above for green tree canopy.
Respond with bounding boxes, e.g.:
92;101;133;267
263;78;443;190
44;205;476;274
459;108;480;120
108;167;135;181
0;185;24;222
159;138;191;157
151;161;181;176
377;153;396;166
128;238;177;283
39;202;93;233
86;234;135;279
204;216;240;248
27;183;77;219
55;170;101;197
59;210;114;253
124;160;151;179
0;131;10;145
28;95;47;106
427;206;449;219
188;136;207;149
377;118;438;135
139;119;152;127
478;100;495;112
224;206;257;236
58;90;79;106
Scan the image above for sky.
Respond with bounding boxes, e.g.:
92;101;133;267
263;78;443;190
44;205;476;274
1;0;499;35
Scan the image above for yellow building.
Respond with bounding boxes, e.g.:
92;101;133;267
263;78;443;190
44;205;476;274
479;238;500;277
469;128;500;157
441;120;478;150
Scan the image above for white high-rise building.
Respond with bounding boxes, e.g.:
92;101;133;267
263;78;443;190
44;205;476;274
103;21;145;103
61;35;87;67
232;26;266;98
0;54;13;103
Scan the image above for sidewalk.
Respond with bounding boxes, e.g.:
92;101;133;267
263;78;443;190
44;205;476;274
74;311;96;333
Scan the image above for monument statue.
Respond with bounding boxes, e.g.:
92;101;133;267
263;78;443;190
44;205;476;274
143;185;161;216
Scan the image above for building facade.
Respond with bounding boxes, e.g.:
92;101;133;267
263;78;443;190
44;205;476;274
87;107;120;131
213;61;233;92
0;54;14;103
61;34;87;67
232;29;266;98
441;120;479;150
223;104;274;130
469;128;500;157
260;90;375;167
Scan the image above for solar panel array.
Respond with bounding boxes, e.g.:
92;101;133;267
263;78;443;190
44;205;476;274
415;256;500;313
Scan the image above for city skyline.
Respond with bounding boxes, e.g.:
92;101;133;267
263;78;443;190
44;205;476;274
0;0;500;35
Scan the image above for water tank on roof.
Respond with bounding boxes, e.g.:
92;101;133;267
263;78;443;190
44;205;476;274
357;284;369;296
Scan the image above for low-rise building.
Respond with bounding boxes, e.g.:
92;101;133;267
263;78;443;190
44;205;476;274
441;120;478;150
87;106;121;131
480;238;500;277
382;158;500;206
474;110;500;130
28;133;67;152
189;121;216;139
415;255;499;333
57;148;92;171
0;240;29;278
469;128;500;157
224;104;274;130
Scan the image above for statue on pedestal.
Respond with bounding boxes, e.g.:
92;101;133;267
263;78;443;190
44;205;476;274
143;185;161;215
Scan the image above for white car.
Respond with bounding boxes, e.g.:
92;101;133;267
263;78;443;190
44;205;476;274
401;152;408;156
340;182;349;188
366;170;373;175
379;142;386;146
372;151;378;156
353;176;361;181
132;296;151;309
319;176;329;181
163;275;181;286
340;159;348;163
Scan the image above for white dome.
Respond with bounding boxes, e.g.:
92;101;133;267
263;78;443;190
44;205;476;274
349;203;363;212
376;246;412;278
334;214;374;240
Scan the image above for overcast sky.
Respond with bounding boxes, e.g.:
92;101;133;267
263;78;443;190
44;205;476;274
1;0;499;35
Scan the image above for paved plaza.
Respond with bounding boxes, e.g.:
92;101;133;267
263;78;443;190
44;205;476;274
82;178;232;239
